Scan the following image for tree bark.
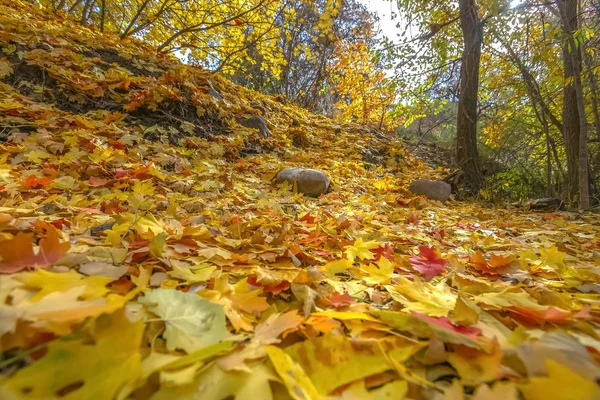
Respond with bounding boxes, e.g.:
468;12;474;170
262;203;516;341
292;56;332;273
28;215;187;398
584;50;600;141
67;0;83;14
80;0;94;25
557;0;589;209
559;0;581;202
100;0;106;32
456;0;483;194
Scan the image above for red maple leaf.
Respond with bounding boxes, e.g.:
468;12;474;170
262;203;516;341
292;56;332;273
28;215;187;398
50;218;71;229
411;312;481;340
299;212;316;224
108;276;133;295
371;243;394;261
109;140;126;150
409;245;448;281
247;275;291;294
100;199;127;214
509;306;573;326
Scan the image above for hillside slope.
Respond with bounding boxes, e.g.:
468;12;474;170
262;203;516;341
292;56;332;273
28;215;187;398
1;1;600;399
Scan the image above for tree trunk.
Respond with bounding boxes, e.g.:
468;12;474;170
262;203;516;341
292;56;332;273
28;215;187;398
456;0;483;194
584;50;600;140
545;129;552;196
120;0;151;38
100;0;106;32
80;0;94;25
67;0;83;14
559;0;581;202
557;0;589;209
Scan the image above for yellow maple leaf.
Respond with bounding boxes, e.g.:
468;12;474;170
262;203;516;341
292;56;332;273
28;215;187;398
15;269;112;302
107;212;165;244
385;277;456;317
344;238;381;262
149;231;168;258
0;59;13;78
131;179;156;196
1;310;143;400
361;257;395;285
472;381;519;400
447;344;503;386
168;264;216;284
540;246;566;268
132;265;152;289
266;345;322;400
198;274;269;331
520;359;600;400
25;149;51;163
322;258;353;275
284;334;418;396
87;147;115;163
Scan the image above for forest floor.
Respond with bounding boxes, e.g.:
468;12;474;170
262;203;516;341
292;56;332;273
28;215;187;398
1;1;600;399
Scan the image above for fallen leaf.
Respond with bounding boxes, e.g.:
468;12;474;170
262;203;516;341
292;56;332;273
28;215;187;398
0;311;143;400
266;345;322;400
79;261;128;280
519;359;600;400
409;246;448;280
0;227;70;273
139;288;226;353
344;238;381;262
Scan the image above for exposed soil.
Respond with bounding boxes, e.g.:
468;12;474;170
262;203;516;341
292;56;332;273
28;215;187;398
83;48;164;78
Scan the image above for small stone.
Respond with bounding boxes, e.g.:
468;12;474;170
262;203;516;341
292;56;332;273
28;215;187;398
208;87;223;101
237;114;270;138
408;179;452;203
250;103;268;116
207;80;224;101
275;168;331;197
530;198;564;211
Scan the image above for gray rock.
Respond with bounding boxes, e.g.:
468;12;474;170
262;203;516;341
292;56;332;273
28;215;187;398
408;179;452;203
237;114;270;138
208;87;223;101
530;198;564;211
275;168;331;197
250;103;268;116
207;80;224;101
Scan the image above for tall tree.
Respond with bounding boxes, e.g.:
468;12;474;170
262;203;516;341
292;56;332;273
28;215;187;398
554;0;583;202
456;0;484;194
556;0;590;209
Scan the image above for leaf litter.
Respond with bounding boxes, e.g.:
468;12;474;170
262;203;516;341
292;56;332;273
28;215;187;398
1;1;600;399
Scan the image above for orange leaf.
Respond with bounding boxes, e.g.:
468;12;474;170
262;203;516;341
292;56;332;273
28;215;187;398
327;291;355;308
470;250;487;268
0;233;37;273
35;227;70;267
0;227;70;274
487;253;515;268
21;175;52;189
